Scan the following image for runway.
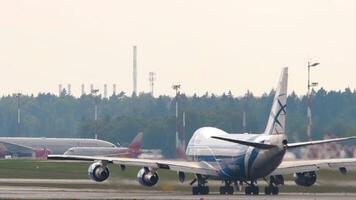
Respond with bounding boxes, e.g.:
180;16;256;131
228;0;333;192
0;186;356;199
0;178;355;199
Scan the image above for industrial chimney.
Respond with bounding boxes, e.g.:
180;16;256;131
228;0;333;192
104;84;107;98
133;45;137;95
81;84;85;96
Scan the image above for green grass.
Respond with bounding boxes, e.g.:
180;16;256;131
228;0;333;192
0;159;89;179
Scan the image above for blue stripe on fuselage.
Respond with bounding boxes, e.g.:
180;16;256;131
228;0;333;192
247;148;259;178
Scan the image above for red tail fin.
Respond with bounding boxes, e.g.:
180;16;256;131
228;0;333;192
128;132;143;151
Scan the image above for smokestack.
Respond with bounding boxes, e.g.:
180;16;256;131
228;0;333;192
149;72;155;96
242;111;247;132
104;84;107;98
113;84;117;95
133;45;137;95
172;84;181;156
182;111;186;150
90;84;94;93
58;84;62;96
67;84;71;95
81;84;85;96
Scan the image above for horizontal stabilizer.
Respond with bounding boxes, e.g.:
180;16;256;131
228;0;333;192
287;136;356;149
211;136;277;149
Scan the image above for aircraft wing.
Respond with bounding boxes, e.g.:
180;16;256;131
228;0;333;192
0;141;35;152
48;155;219;176
287;136;356;148
270;158;356;175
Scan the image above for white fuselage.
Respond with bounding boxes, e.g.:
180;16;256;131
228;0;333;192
186;127;286;181
0;137;116;154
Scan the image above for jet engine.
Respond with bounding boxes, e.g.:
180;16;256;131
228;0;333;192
137;167;159;186
88;162;110;182
294;171;317;187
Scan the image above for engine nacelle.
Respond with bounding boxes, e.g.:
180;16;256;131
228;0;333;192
88;162;110;182
294;171;317;187
137;167;159;186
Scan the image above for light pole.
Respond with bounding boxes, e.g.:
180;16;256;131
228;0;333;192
172;84;181;155
182;111;186;151
91;88;99;139
307;61;319;141
14;93;22;136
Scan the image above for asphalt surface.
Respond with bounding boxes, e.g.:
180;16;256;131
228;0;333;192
0;185;356;199
0;178;356;199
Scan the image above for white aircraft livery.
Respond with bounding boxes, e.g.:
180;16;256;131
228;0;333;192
49;67;356;195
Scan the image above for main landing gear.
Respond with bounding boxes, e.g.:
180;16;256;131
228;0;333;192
190;176;280;195
192;186;209;195
219;180;234;195
191;174;209;195
244;184;278;195
264;175;281;195
244;182;259;195
264;185;279;195
243;179;280;195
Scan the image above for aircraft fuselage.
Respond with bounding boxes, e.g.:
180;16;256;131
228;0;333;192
186;127;286;181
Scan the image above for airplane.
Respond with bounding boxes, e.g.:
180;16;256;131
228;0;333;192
63;132;145;158
48;67;356;195
0;137;115;158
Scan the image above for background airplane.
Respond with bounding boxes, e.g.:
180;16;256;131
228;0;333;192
49;67;356;195
0;137;115;158
64;132;143;157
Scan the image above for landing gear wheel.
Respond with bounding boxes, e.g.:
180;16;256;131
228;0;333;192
271;186;279;195
201;186;209;195
192;187;199;195
265;185;279;195
264;186;271;195
245;186;259;195
252;186;259;195
219;186;234;195
245;186;251;195
192;186;209;195
227;186;234;194
192;174;209;195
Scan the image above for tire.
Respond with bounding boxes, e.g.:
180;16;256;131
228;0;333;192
252;186;259;195
192;187;199;195
203;186;210;195
265;186;271;195
272;186;279;195
245;186;251;195
227;186;234;195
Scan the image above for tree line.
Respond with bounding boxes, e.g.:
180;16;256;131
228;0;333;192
0;88;355;157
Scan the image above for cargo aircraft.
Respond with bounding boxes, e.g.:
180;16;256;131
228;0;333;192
49;67;356;195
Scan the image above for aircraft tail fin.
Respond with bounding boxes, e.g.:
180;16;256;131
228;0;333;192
128;132;143;151
264;67;288;135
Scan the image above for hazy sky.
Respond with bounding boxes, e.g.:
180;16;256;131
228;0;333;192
0;0;356;97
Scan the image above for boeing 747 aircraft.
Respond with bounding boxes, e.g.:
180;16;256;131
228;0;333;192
49;67;356;195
